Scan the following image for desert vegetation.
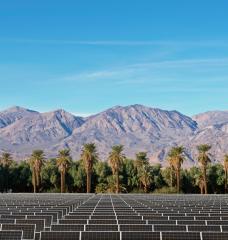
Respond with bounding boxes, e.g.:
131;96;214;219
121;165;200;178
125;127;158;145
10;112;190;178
0;143;227;194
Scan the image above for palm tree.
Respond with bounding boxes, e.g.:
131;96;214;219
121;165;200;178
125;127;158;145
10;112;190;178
56;149;72;193
167;155;175;190
135;152;149;190
138;165;152;193
81;143;98;193
197;144;211;194
195;174;205;194
0;152;13;192
108;145;125;193
29;150;45;193
167;146;185;193
0;152;13;167
135;152;149;168
224;154;228;193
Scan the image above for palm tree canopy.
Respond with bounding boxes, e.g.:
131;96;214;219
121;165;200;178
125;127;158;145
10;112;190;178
197;144;211;153
81;143;98;173
0;152;13;167
197;144;211;166
56;149;72;173
167;146;185;170
135;152;149;168
29;150;45;170
108;145;125;174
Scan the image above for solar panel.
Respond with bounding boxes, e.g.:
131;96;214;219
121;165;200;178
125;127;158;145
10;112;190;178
0;219;15;224
0;230;23;240
118;220;146;224
51;224;84;231
221;225;228;232
208;220;228;225
117;215;141;220
177;220;206;225
35;212;58;223
35;232;40;240
196;216;221;220
16;219;45;232
27;215;53;227
120;224;152;231
143;216;168;220
188;225;221;232
2;223;35;240
91;215;116;220
93;212;115;215
40;231;80;240
81;232;120;240
65;215;88;219
1;214;26;219
148;220;176;225
59;219;87;224
86;224;118;231
162;232;201;240
89;219;117;224
170;216;194;220
121;231;160;240
154;224;186;232
202;232;228;240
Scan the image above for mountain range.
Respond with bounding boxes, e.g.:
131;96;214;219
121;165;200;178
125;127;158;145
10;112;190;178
0;105;228;167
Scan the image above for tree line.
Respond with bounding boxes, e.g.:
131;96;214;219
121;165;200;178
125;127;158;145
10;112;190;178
0;143;228;194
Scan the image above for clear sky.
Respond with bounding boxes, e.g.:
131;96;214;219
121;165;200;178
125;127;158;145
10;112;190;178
0;0;228;116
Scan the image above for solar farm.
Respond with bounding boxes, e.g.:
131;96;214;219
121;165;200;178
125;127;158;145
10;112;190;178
0;194;228;240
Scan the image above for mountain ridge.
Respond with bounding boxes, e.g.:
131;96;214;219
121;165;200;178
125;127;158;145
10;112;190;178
0;105;227;166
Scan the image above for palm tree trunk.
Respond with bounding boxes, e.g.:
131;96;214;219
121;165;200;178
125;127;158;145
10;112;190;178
170;168;173;190
4;168;8;193
6;167;8;192
144;183;147;193
87;172;91;193
177;168;180;193
225;170;227;194
61;171;65;193
116;172;119;193
200;185;204;194
32;169;37;193
36;172;40;193
203;166;207;194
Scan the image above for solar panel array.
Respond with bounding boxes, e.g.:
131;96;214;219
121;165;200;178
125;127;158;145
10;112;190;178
1;194;228;239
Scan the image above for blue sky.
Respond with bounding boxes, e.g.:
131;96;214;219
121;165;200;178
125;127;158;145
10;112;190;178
0;0;228;116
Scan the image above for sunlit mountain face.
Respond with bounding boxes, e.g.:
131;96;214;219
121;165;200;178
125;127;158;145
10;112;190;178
0;105;228;167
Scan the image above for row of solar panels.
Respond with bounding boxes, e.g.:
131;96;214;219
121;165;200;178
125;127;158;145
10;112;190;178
3;223;228;238
3;217;228;226
1;230;228;240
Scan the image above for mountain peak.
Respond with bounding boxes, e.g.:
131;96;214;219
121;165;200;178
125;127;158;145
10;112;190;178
49;108;70;115
52;108;66;113
0;106;39;129
103;104;152;113
4;106;38;113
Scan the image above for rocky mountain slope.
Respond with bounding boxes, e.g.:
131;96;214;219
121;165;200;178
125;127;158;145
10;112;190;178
0;105;227;166
0;106;38;128
192;110;228;128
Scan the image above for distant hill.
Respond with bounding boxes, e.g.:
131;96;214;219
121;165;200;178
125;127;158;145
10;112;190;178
0;105;228;166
